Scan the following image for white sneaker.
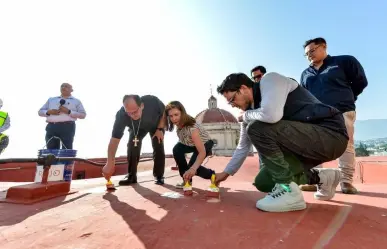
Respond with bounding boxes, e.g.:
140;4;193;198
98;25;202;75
314;168;341;201
256;182;307;212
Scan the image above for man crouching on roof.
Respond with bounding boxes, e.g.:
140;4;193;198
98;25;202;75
214;72;348;212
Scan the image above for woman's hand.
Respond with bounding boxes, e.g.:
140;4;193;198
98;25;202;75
183;168;197;181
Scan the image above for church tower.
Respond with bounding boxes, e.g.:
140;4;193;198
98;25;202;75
208;85;217;109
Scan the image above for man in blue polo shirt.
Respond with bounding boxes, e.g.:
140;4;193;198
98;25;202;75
299;37;368;194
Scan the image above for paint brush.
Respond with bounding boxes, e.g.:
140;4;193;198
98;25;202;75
183;180;193;196
206;174;220;198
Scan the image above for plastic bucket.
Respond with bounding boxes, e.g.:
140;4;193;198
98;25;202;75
37;149;77;182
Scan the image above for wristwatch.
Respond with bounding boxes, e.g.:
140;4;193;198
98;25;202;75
156;127;164;131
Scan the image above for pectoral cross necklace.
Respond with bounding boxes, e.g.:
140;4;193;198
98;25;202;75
131;118;142;147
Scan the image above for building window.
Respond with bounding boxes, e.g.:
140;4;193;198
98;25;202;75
235;138;239;145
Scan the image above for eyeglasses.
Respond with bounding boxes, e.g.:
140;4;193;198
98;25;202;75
126;106;141;116
251;74;262;82
304;45;321;57
227;91;238;105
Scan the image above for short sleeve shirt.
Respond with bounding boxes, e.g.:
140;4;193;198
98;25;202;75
176;123;211;147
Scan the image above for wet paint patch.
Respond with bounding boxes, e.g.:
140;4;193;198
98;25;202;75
161;192;184;199
161;191;199;199
206;197;221;203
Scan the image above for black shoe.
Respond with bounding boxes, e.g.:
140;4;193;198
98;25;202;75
155;177;164;185
341;182;358;194
119;174;137;186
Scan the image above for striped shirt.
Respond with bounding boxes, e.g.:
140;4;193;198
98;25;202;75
177;123;211;147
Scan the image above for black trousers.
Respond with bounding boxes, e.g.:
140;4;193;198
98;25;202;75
127;129;165;178
247;120;348;188
172;140;215;180
45;122;76;149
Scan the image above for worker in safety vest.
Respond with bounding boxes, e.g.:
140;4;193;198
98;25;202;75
0;98;10;155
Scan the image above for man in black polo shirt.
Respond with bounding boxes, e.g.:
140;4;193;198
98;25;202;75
102;94;166;185
300;37;368;194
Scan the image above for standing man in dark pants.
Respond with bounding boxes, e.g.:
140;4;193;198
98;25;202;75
102;94;166;185
300;37;368;194
214;72;348;212
38;83;86;149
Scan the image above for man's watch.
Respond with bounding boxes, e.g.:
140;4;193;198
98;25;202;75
156;127;164;131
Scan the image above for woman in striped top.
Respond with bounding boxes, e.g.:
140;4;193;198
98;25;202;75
165;101;216;187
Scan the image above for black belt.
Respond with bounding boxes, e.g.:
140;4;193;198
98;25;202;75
48;121;75;124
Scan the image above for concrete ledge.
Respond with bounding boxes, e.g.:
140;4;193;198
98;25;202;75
322;158;387;184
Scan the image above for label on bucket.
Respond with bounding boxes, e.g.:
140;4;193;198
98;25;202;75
63;164;73;182
34;164;65;182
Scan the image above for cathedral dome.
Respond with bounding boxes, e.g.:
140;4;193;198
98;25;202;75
195;95;238;124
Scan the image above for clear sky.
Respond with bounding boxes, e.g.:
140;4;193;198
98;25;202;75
1;0;386;159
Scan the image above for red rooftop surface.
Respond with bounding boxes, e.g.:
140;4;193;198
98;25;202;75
1;155;387;249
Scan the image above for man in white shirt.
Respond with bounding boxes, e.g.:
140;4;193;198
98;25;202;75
38;83;86;149
214;72;349;212
0;99;10;155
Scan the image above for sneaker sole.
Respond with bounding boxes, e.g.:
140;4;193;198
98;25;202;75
256;201;307;212
314;170;341;201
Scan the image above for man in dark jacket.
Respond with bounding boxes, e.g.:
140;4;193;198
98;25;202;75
215;72;348;213
300;37;368;194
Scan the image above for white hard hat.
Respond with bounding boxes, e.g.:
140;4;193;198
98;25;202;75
0;99;2;109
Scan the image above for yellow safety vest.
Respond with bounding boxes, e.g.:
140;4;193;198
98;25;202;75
0;111;8;127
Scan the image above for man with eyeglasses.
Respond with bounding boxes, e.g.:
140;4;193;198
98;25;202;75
249;66;266;170
102;94;166;185
214;72;348;212
299;37;368;194
251;65;266;83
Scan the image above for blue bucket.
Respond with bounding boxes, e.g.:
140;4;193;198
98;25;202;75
37;149;77;182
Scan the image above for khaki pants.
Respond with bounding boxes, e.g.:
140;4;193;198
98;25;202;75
338;111;356;183
313;111;356;183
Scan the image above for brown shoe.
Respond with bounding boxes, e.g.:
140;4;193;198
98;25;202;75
340;182;358;194
299;184;317;192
